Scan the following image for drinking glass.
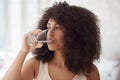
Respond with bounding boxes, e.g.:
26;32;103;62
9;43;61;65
27;29;48;46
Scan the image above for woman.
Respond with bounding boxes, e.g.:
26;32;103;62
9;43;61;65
3;1;101;80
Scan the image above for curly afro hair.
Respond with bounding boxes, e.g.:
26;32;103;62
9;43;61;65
32;1;101;75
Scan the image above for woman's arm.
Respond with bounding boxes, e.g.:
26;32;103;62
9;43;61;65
3;29;43;80
3;50;29;80
21;57;40;80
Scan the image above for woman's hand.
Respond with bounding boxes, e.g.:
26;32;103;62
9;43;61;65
20;29;43;54
3;29;43;80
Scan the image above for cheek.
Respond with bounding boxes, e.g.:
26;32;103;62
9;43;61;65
47;37;65;50
56;34;65;46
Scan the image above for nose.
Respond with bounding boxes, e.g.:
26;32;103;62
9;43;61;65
47;29;55;37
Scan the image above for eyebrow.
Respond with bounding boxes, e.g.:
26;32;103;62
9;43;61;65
47;22;58;26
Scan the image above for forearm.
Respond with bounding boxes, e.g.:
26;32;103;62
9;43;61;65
3;50;29;80
3;29;43;80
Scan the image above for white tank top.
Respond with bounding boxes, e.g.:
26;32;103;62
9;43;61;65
35;61;87;80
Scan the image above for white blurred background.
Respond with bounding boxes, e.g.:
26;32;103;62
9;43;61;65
0;0;120;80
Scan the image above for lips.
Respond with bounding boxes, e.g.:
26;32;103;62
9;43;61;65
47;40;52;44
47;38;54;44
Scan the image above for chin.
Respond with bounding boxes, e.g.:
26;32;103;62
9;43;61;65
48;46;55;51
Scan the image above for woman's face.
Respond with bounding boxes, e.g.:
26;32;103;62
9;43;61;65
47;18;65;51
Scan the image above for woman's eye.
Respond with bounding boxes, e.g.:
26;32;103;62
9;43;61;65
55;25;62;29
55;26;59;29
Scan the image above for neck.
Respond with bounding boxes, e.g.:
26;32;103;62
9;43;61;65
51;50;65;67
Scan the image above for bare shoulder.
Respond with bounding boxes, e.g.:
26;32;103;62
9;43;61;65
23;57;40;71
87;64;100;80
21;57;40;80
25;57;40;65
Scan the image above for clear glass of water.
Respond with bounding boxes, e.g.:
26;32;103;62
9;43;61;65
27;29;48;46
